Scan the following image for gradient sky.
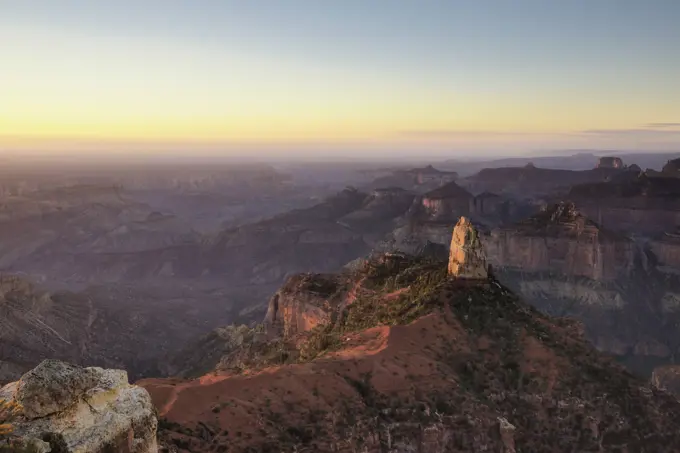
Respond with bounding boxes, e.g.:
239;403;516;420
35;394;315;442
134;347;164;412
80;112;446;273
1;0;680;159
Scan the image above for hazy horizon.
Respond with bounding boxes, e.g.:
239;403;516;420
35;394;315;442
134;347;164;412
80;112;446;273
2;0;680;159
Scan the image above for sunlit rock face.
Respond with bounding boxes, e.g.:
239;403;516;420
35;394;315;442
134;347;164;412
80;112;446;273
0;360;157;453
448;217;488;279
264;273;344;338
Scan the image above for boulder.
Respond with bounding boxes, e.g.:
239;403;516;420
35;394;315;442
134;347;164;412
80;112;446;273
0;360;157;453
13;360;101;419
448;217;488;279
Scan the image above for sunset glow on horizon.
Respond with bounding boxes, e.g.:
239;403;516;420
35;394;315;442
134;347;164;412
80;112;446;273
2;0;680;158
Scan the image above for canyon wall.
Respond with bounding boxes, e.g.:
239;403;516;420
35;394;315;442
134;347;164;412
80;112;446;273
381;204;680;376
484;224;634;281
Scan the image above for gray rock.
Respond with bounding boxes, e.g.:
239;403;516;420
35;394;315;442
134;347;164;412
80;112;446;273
14;360;99;419
0;360;157;453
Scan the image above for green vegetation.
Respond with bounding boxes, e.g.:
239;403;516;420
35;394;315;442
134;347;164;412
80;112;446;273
343;262;446;331
299;256;448;361
298;274;342;298
157;251;680;452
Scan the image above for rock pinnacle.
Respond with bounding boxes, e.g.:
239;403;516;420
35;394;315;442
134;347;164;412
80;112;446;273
448;216;488;279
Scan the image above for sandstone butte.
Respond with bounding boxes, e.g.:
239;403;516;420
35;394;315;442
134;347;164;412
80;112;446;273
138;218;680;453
0;360;157;453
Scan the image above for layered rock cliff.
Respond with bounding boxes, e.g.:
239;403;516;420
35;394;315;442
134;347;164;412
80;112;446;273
483;204;680;375
0;360;157;453
377;182;540;257
649;230;680;273
419;180;473;222
484;202;634;281
463;164;621;197
365;165;458;193
568;174;680;236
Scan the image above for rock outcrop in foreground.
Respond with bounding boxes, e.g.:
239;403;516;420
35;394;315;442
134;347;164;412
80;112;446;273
142;219;680;452
0;360;157;453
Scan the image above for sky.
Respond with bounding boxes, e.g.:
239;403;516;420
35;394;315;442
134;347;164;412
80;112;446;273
1;0;680;160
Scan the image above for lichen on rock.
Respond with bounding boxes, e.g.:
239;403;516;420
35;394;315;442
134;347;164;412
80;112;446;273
0;360;157;453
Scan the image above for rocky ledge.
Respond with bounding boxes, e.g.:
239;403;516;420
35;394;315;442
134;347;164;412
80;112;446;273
0;360;157;453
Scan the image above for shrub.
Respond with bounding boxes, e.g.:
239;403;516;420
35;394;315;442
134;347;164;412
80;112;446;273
0;399;20;438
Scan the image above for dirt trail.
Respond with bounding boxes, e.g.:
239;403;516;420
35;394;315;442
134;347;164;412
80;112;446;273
152;373;231;416
383;286;410;300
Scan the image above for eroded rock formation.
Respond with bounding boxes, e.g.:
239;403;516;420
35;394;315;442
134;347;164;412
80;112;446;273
264;273;346;338
463;165;620;197
420;181;473;221
448;217;488;279
568;174;680;235
0;360;157;453
650;230;680;273
485;202;634;281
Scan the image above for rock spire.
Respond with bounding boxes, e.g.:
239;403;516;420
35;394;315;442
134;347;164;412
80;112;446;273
448;216;488;279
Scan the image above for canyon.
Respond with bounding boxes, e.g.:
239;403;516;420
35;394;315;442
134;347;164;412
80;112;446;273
139;221;680;452
381;192;680;377
3;155;680;451
0;184;417;382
